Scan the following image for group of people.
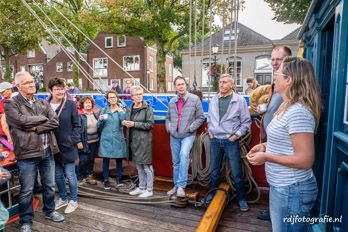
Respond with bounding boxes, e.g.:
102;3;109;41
0;44;321;232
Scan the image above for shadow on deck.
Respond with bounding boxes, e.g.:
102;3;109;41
5;182;271;232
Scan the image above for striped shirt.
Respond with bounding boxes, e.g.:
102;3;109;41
265;103;315;187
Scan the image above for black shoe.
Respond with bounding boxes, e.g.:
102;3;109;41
257;210;270;220
104;180;111;190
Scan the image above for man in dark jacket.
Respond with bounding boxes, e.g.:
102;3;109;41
4;71;64;232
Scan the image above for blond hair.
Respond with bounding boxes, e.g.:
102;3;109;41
275;57;321;127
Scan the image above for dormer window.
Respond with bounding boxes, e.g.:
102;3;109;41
117;35;126;47
105;37;113;48
27;49;35;58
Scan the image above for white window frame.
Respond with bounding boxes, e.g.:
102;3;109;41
56;62;63;72
123;78;140;87
20;65;26;72
67;61;73;72
123;55;140;71
150;78;154;90
168;63;172;77
27;49;36;58
227;60;242;87
117;35;126;47
149;55;154;72
93;58;108;77
105;36;113;48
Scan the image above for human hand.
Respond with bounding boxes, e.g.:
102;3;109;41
228;135;238;142
247;152;268;165
0;171;10;180
248;143;266;155
77;142;83;150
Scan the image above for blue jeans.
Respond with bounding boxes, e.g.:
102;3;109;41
210;138;246;201
17;148;55;225
77;142;98;180
55;161;78;201
102;158;123;182
270;176;318;232
170;135;196;188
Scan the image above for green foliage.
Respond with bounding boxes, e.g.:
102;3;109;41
0;0;44;81
265;0;311;24
45;0;101;87
99;0;212;92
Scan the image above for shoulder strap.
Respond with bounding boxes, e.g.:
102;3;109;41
57;97;67;118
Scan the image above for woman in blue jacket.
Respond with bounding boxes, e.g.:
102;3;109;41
97;90;127;190
48;78;80;214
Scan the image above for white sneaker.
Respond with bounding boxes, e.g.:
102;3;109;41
64;200;78;214
129;187;145;196
176;187;185;197
138;190;153;198
55;198;68;210
167;187;177;196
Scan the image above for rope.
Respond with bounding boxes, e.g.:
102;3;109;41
188;130;261;204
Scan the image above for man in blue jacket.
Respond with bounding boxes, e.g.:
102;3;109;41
165;76;205;197
207;73;251;211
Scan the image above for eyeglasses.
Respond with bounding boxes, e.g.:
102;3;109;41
21;80;35;85
274;72;288;78
108;96;117;99
52;88;65;92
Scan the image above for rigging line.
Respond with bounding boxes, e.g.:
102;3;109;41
188;0;192;85
233;0;238;84
220;2;225;74
228;0;233;66
32;0;105;91
193;0;198;88
46;0;169;109
200;0;205;88
207;0;213;101
20;0;100;93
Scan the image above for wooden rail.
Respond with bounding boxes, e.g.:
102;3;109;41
196;182;230;232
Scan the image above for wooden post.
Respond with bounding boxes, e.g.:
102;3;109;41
196;182;230;232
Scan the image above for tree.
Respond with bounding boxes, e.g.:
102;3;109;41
99;0;212;93
0;0;44;82
45;0;100;87
264;0;311;24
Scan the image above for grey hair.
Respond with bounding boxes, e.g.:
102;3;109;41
130;85;144;95
220;73;234;84
15;71;32;85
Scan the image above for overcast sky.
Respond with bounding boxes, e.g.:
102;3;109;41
234;0;301;40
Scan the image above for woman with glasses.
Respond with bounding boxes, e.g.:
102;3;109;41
98;90;127;190
48;78;80;214
123;86;154;198
247;57;321;231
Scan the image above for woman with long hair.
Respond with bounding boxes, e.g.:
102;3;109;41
247;57;321;231
98;91;127;190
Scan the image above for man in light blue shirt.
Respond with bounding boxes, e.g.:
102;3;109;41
207;74;251;211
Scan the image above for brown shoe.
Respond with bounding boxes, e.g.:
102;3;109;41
86;176;97;185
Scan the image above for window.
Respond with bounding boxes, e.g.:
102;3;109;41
105;37;113;48
254;56;272;85
20;65;26;72
150;78;154;90
149;55;154;72
28;64;44;84
27;49;35;58
168;63;172;77
93;58;108;77
227;60;242;86
255;74;272;85
67;61;73;72
93;79;108;91
201;63;210;87
1;65;14;79
224;28;239;41
123;55;140;71
123;78;140;87
255;57;272;70
117;35;126;47
56;62;63;72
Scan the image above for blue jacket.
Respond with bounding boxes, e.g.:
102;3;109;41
207;92;251;139
97;106;127;159
49;97;81;164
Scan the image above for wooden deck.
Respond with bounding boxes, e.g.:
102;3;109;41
5;182;271;232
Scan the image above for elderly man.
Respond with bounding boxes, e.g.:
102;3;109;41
207;73;251;211
4;71;64;232
165;76;205;197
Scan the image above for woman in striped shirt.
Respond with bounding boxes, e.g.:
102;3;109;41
247;57;321;232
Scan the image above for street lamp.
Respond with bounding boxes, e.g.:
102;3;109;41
212;44;219;65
